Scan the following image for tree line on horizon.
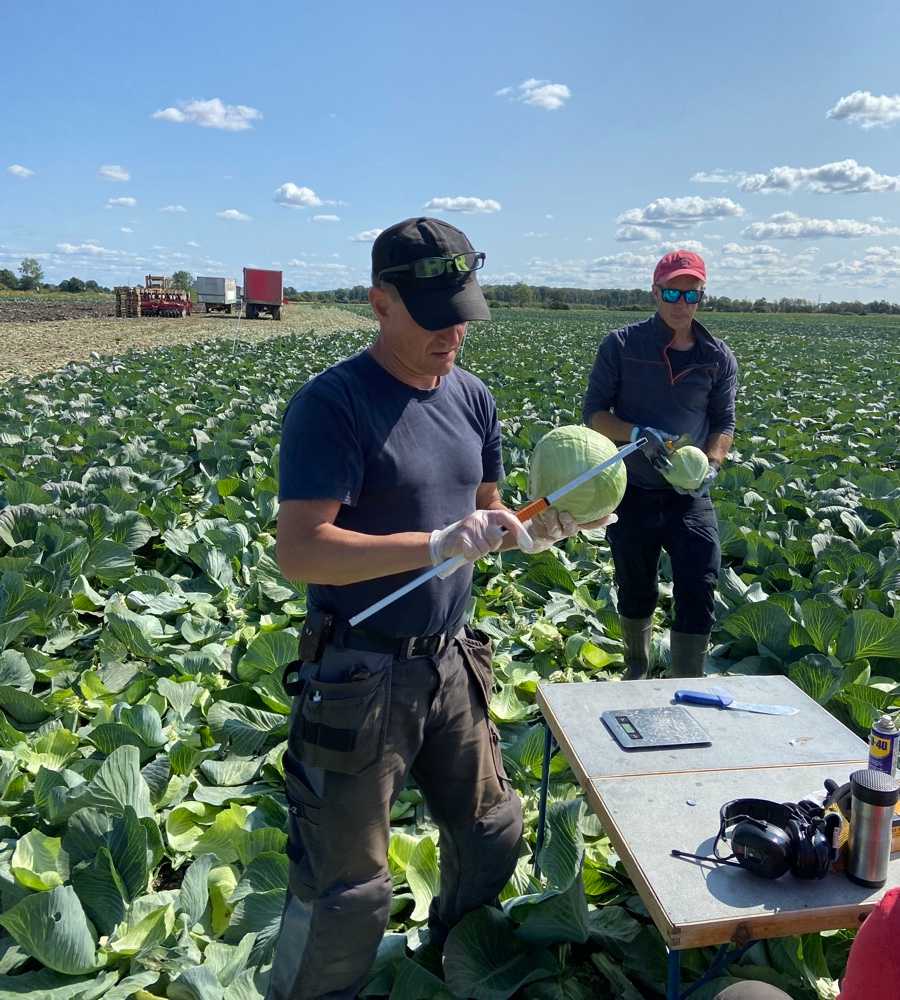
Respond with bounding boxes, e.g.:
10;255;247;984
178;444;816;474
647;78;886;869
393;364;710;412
286;281;900;316
3;258;899;316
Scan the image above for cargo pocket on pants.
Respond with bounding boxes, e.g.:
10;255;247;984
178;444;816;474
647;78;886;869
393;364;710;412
290;663;391;774
282;759;321;897
458;627;507;785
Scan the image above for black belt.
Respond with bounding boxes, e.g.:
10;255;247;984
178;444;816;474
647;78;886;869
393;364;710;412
331;620;460;661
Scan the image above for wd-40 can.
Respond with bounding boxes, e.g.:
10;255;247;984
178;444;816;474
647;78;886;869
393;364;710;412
868;714;899;777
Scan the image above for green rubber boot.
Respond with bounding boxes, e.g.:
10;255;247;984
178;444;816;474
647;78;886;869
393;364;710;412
670;631;710;678
620;617;653;680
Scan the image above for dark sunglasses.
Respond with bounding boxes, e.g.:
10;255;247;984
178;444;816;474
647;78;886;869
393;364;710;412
377;251;486;281
659;287;704;304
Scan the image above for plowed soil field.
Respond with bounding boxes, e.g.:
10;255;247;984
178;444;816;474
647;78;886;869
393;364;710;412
2;303;376;381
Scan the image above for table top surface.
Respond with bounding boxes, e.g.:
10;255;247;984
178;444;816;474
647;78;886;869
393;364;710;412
537;675;867;779
587;763;897;947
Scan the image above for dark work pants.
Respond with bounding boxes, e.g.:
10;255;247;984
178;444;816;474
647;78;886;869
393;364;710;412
606;485;721;635
266;627;523;1000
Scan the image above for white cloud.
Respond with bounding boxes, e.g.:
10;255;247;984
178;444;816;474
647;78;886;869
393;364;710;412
589;251;658;271
715;241;820;286
98;164;129;182
7;164;34;178
617;196;745;229
312;214;340;223
739;159;900;194
691;169;745;184
350;229;383;242
216;208;251;221
654;239;708;255
818;246;900;285
152;97;262;131
742;211;900;240
160;204;187;213
523;231;549;238
545;213;554;220
424;196;502;214
827;90;900;128
616;225;661;242
274;183;323;208
107;197;137;208
57;242;119;256
496;78;572;111
186;240;200;247
120;227;133;233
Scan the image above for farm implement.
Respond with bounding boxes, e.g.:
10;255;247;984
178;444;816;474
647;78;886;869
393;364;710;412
114;274;192;318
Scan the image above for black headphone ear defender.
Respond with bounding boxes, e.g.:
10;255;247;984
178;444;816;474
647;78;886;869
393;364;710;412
673;785;845;879
697;797;837;880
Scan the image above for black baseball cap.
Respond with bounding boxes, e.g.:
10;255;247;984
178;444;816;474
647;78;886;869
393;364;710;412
371;217;490;331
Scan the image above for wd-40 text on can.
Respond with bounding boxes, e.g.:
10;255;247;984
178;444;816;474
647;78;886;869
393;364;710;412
868;715;899;777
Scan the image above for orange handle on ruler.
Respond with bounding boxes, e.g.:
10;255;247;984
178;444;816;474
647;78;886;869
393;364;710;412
515;497;550;523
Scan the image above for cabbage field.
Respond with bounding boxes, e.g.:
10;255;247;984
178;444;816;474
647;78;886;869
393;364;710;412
0;309;898;999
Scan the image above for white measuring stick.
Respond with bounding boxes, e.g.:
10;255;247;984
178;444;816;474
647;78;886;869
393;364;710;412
348;439;644;627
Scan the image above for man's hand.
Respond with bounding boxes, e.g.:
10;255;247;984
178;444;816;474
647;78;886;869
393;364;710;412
672;460;720;498
528;508;618;553
630;425;678;472
430;510;534;578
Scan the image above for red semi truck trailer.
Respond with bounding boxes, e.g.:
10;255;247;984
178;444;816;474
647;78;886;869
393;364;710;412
243;267;283;320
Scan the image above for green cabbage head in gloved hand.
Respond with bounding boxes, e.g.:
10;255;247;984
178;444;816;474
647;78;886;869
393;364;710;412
663;446;716;497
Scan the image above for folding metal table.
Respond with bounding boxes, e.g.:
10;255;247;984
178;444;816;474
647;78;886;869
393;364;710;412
534;675;900;999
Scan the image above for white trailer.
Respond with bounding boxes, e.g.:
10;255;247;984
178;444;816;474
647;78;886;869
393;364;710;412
194;276;238;314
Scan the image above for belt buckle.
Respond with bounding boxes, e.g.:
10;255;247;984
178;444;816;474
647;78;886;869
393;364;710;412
401;637;417;661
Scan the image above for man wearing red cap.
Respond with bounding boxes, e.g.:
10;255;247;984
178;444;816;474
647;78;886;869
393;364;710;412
582;251;738;678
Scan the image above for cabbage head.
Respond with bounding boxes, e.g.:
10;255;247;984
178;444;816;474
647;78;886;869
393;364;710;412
662;445;709;490
528;425;627;523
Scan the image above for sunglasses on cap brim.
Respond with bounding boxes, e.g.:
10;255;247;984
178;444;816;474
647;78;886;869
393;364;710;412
377;251;486;282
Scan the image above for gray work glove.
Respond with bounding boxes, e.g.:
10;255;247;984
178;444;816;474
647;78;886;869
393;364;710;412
672;461;720;498
630;424;678;473
429;509;534;578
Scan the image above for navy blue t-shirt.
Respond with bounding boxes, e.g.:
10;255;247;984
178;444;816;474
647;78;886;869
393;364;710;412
278;350;504;636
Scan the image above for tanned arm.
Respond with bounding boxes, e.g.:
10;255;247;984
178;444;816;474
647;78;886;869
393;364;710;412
588;410;636;445
276;499;432;586
705;431;732;467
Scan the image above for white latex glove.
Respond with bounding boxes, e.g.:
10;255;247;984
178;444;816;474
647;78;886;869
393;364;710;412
527;508;581;553
430;509;534;578
527;508;619;553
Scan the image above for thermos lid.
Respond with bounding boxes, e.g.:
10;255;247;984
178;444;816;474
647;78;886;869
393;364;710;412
851;768;900;807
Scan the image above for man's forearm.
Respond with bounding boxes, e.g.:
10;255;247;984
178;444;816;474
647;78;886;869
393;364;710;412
588;410;634;444
705;432;732;466
277;524;431;586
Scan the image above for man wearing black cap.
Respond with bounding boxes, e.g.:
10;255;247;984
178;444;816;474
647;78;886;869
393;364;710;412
268;218;596;999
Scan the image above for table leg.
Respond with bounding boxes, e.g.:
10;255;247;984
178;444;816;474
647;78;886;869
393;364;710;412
666;948;681;1000
532;722;554;877
679;941;756;999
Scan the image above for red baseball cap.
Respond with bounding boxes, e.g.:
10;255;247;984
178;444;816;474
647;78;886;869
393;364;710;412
653;250;706;285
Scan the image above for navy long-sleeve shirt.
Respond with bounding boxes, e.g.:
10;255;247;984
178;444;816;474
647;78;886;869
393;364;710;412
582;313;738;489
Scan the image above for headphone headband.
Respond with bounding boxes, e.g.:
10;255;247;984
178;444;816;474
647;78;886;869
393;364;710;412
719;798;796;834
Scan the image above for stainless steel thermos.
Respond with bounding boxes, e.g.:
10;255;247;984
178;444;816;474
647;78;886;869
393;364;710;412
847;768;899;888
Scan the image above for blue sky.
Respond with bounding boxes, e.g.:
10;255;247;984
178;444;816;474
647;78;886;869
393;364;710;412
3;0;900;300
